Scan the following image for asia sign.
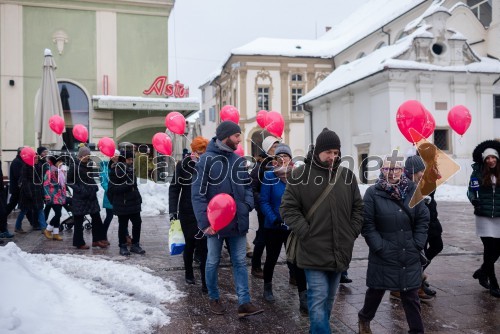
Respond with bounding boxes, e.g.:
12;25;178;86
143;76;189;98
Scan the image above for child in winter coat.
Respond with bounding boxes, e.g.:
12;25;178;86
43;155;67;240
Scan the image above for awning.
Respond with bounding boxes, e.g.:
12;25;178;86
92;95;200;117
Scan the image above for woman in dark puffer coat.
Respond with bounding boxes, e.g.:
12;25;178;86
108;149;144;256
67;146;106;249
358;158;429;334
15;158;47;233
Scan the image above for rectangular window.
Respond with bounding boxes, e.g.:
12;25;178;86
200;110;206;125
209;106;215;122
494;95;500;119
257;87;269;110
292;88;303;111
434;129;450;151
201;89;206;103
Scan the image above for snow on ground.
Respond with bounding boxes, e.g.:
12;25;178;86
0;243;184;334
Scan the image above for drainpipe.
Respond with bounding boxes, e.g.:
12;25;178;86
303;103;314;144
381;26;391;45
214;79;222;124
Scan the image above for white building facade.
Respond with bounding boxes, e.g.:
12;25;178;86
300;0;500;185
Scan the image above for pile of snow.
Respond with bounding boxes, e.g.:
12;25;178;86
0;243;184;334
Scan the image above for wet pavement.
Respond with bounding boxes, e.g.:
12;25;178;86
3;202;499;333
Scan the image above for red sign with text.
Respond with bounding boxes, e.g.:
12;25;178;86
143;76;189;98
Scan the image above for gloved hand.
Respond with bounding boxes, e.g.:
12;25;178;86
169;213;178;221
471;198;480;207
273;218;283;226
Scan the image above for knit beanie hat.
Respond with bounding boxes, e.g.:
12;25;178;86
405;155;426;175
37;146;48;155
216;121;241;141
274;143;292;158
314;128;341;154
120;149;134;160
262;136;279;155
482;148;499;161
77;146;91;158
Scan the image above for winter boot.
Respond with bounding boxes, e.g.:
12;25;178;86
358;316;372;334
489;274;500;298
473;268;490;289
119;244;130;256
263;282;275;303
130;243;146;255
299;290;308;316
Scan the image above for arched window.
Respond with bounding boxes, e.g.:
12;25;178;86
58;81;89;150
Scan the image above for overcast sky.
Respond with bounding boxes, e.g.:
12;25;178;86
168;0;369;103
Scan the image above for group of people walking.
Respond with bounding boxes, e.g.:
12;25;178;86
169;119;500;334
0;145;145;256
1;122;499;333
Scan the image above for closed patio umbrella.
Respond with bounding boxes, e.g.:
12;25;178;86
35;48;64;149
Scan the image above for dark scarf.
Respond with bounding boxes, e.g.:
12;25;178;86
376;173;411;201
273;164;293;183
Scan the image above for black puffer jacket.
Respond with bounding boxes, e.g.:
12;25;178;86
169;156;196;215
9;155;23;194
19;162;45;211
67;160;100;216
108;162;142;216
362;182;429;291
425;191;442;237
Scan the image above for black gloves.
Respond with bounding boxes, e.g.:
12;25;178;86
169;213;178;221
273;218;283;226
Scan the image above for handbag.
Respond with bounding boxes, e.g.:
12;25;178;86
394;200;429;267
168;219;185;255
285;171;339;263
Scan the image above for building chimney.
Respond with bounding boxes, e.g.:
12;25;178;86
488;0;500;59
325;26;332;32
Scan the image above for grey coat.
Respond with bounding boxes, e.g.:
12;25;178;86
362;182;429;291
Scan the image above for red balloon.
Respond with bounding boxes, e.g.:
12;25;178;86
207;193;237;232
72;124;88;142
256;110;267;128
448;105;472;136
20;147;36;166
165;112;186;135
265;111;284;138
49;115;65;135
98;137;116;158
411;109;436;142
152;132;173;155
235;144;244;157
220;105;240;124
396;100;427;143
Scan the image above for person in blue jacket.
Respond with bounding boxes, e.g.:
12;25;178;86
260;143;308;314
191;121;263;318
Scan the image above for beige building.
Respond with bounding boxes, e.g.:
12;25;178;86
201;49;333;158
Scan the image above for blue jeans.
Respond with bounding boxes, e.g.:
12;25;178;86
206;235;250;305
15;209;47;230
304;269;342;334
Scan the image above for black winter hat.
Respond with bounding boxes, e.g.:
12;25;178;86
120;149;134;160
314;128;341;154
405;155;425;175
37;146;48;155
216;121;241;141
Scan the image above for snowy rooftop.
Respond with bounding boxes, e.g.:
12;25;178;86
231;37;334;58
318;0;425;55
299;25;500;104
